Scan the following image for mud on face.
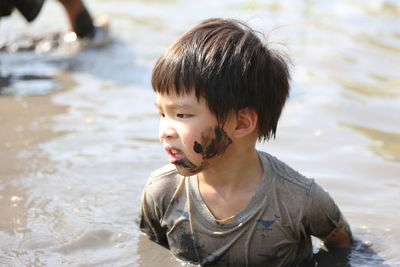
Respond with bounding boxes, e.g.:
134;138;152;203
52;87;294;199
194;126;232;160
174;126;232;174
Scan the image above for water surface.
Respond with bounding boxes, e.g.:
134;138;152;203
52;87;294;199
1;0;399;266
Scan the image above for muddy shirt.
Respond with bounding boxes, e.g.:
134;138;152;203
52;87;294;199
139;151;341;267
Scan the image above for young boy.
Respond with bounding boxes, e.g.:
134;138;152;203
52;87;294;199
140;18;352;266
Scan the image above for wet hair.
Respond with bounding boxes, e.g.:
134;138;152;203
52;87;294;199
152;18;290;141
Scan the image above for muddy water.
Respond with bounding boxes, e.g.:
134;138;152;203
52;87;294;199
1;0;399;266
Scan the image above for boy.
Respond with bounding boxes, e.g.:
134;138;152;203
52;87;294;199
140;18;352;266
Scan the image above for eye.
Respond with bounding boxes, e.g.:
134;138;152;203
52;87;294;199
159;112;165;118
177;114;191;119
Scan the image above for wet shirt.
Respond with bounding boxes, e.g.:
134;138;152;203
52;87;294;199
139;151;341;267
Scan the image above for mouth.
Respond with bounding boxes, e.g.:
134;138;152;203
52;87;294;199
164;146;184;163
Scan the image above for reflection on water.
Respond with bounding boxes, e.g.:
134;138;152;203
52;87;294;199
340;123;400;163
0;39;146;96
335;76;400;98
0;184;30;235
0;74;59;96
1;0;400;266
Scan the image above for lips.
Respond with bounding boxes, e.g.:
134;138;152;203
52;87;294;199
163;145;184;163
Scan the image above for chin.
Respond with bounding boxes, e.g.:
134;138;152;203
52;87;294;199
174;163;202;177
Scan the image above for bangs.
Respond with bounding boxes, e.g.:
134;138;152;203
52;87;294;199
151;39;203;100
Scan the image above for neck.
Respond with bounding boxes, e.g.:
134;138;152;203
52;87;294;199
197;145;263;193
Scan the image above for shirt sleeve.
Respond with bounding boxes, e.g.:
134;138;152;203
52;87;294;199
139;185;169;249
303;182;342;239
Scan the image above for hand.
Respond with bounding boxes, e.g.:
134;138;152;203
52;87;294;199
322;215;353;249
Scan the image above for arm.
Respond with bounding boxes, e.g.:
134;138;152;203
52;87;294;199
322;214;352;249
305;182;352;250
139;188;169;249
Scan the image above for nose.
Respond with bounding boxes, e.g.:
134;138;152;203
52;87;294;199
159;118;177;140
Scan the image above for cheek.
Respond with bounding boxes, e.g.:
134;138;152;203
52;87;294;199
179;125;200;147
191;126;233;160
181;134;204;161
184;142;204;163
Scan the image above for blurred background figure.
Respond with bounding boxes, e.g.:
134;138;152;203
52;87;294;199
0;0;110;51
58;0;95;39
1;0;94;39
1;0;46;23
0;0;110;94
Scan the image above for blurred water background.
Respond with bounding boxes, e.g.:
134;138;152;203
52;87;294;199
0;0;399;266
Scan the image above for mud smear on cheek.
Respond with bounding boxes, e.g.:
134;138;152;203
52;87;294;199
194;126;233;160
193;142;203;154
173;126;232;174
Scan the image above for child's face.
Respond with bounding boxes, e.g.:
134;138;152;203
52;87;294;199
156;91;233;176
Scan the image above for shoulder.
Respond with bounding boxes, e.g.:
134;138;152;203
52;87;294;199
258;151;340;227
149;164;180;182
144;164;183;208
258;150;314;193
147;164;182;191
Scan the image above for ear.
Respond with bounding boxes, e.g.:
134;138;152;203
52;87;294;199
232;108;258;139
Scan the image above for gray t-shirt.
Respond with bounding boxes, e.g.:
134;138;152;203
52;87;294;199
140;151;341;267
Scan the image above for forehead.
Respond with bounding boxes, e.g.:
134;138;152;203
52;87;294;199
156;91;204;108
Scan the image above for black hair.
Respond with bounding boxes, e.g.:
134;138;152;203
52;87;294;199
152;18;290;141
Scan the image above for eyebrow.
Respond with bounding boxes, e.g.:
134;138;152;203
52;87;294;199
155;102;194;110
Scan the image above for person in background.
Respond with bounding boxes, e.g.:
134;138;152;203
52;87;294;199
0;0;96;39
